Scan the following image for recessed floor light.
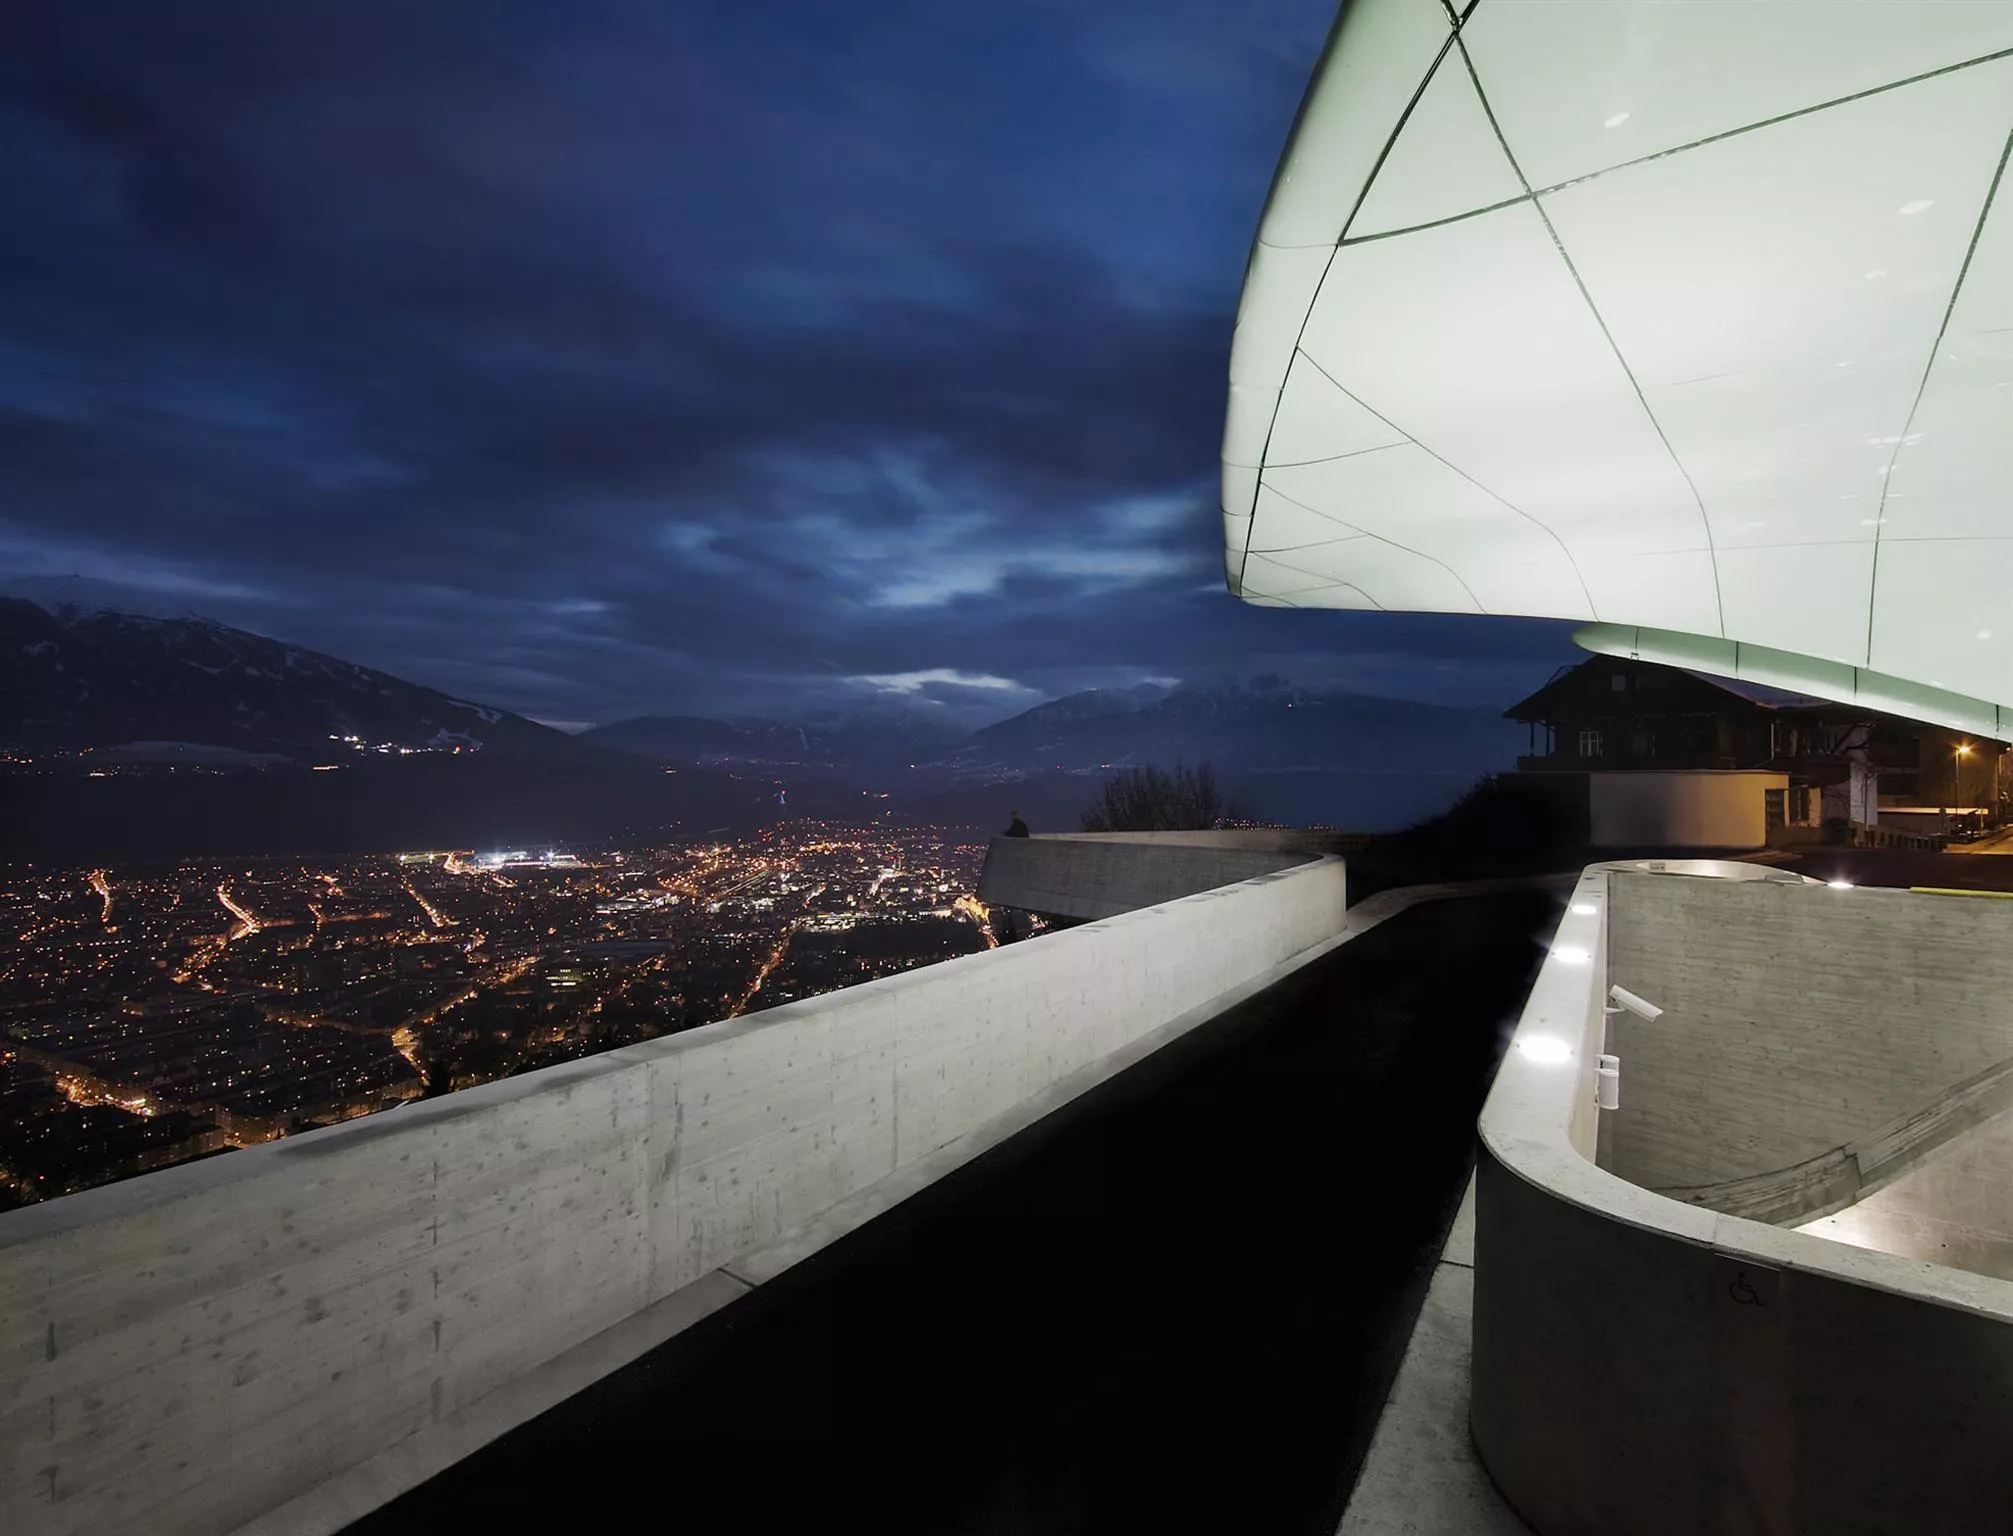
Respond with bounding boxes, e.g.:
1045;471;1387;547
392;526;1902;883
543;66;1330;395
1899;199;1934;215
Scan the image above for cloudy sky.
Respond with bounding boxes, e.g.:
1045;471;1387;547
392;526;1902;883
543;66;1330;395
0;0;1578;730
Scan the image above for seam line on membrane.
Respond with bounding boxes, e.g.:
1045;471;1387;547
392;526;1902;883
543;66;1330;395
1864;115;2013;666
1248;549;1389;610
1457;35;1711;635
1261;479;1486;615
1236;26;1461;597
1263;437;1409;471
1293;349;1593;621
1334;44;2013;250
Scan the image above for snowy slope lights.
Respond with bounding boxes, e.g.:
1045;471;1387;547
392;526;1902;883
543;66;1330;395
1222;0;2013;737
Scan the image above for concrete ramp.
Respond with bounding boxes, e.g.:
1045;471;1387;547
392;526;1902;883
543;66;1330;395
1797;1102;2013;1282
1652;1054;2013;1227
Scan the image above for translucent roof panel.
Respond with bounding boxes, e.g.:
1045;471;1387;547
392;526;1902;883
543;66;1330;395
1222;0;2013;736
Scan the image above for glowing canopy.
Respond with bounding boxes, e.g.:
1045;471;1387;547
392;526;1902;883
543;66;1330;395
1223;0;2013;736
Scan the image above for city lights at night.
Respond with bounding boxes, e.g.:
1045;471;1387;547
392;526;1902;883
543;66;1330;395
0;821;992;1206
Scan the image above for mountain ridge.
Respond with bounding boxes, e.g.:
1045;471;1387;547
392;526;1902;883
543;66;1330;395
1;599;1527;847
0;597;577;760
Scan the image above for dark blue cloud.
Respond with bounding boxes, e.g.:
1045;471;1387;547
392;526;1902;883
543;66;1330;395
0;0;1578;727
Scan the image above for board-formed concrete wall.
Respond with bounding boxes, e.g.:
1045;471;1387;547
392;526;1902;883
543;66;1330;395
1473;864;2013;1536
0;853;1345;1536
977;834;1312;920
1605;873;2013;1193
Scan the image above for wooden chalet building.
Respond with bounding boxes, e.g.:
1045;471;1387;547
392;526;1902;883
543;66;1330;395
1505;655;2006;845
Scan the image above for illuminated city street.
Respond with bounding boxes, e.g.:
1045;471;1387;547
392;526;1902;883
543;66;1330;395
0;821;991;1205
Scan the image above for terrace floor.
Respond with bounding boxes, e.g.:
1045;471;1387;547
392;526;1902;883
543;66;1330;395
344;891;1557;1536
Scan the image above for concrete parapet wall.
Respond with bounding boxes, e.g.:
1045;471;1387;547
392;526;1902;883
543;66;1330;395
0;852;1346;1536
978;831;1318;920
1031;828;1366;853
1474;863;2013;1536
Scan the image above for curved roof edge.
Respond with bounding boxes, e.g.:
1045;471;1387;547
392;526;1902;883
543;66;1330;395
1575;623;2012;741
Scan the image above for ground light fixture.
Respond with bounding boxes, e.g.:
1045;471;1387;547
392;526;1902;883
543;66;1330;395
1518;1036;1574;1065
1552;944;1592;964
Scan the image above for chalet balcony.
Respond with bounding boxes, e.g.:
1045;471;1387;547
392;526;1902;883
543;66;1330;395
1516;752;1748;773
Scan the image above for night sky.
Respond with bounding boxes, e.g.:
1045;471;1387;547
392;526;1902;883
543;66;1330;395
0;0;1578;732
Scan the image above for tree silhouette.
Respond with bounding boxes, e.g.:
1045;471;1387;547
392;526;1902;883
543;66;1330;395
1079;762;1234;832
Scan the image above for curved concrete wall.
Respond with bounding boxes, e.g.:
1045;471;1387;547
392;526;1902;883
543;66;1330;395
1473;862;2013;1536
0;853;1346;1536
977;833;1316;921
1604;872;2013;1209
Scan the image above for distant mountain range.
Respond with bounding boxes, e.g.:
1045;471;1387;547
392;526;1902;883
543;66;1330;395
0;597;574;761
924;676;1515;780
578;709;961;776
0;598;1527;853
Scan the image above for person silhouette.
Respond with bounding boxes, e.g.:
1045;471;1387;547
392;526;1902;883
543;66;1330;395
1004;809;1030;838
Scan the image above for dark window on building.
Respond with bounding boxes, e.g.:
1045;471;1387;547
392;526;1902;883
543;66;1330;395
1579;729;1604;758
1790;785;1813;822
1611;674;1628;692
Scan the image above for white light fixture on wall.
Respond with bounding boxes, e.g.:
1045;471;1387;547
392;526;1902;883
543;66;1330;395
1595;1053;1622;1110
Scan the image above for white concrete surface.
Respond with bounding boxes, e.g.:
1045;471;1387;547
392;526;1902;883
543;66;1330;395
1337;1176;1532;1536
1586;770;1786;850
0;851;1349;1536
1473;861;2013;1536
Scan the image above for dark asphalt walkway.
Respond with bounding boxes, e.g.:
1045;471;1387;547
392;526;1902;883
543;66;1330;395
347;891;1557;1536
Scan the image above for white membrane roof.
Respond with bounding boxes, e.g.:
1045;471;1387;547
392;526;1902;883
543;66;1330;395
1222;0;2013;736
